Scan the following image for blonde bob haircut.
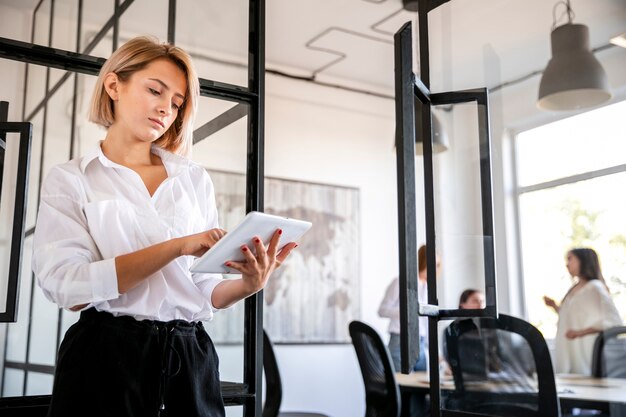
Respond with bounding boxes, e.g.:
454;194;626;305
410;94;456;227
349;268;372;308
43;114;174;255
89;36;199;156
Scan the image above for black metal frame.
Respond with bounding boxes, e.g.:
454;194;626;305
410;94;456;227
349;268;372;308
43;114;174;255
0;103;33;323
394;0;498;415
0;1;266;415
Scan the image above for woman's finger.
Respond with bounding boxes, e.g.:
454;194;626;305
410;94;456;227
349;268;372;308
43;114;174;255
240;244;257;264
275;242;298;266
225;260;246;273
266;229;282;259
252;236;267;263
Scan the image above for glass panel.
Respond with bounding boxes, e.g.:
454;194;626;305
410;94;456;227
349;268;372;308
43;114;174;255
601;332;626;379
441;320;540;416
2;369;24;397
194;96;248;383
264;178;360;344
25;372;54;396
517;100;626;187
225;405;243;417
25;112;44;230
0;132;20;315
176;0;249;87
33;0;52;47
0;3;33;42
4;236;33;364
118;0;168;43
80;0;115;55
28;290;59;367
50;0;80;52
519;173;626;339
429;102;487;311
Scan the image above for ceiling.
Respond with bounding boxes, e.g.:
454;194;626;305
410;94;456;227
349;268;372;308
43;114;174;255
4;0;626;94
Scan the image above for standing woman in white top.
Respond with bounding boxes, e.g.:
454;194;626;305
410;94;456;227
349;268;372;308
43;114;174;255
378;244;440;372
543;248;622;375
32;37;297;417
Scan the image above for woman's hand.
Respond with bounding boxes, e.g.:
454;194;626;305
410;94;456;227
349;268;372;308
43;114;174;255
225;229;298;295
543;296;559;311
565;329;581;339
178;228;227;257
566;327;599;339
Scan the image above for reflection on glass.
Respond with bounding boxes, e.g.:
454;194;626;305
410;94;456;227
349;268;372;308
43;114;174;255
442;316;545;416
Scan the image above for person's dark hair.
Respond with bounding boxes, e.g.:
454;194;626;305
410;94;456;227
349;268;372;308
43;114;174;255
569;248;604;282
458;289;479;308
418;244;427;273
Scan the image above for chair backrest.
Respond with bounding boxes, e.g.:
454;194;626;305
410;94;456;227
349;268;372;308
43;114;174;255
591;326;626;378
444;314;560;417
263;330;283;417
349;321;401;417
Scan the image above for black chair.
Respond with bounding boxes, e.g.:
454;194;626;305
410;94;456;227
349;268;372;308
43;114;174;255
591;325;626;378
444;314;560;417
349;320;401;417
262;330;329;417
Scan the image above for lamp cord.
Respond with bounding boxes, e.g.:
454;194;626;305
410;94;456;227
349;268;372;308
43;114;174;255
552;0;575;30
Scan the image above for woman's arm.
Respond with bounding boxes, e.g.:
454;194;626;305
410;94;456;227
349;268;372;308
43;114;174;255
378;279;400;319
565;327;600;339
69;228;226;311
115;228;226;293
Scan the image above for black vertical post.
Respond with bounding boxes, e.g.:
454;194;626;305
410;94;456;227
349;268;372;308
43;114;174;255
0;101;7;187
477;92;498;314
244;0;265;416
167;0;176;44
113;0;120;51
393;23;419;375
416;0;441;411
24;0;55;394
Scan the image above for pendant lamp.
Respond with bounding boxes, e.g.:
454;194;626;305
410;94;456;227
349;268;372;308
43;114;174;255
538;0;611;111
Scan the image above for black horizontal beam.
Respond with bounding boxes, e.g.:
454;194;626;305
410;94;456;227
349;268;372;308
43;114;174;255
0;37;258;104
0;37;105;76
430;88;489;106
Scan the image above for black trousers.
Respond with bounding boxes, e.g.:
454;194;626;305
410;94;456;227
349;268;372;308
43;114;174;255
48;308;225;417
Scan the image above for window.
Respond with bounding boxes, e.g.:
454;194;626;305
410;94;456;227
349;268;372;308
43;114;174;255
516;100;626;338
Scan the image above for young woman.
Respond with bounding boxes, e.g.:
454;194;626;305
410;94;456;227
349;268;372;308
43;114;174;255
32;36;297;417
543;248;622;375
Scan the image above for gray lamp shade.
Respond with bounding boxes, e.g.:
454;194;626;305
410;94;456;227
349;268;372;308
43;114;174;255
415;112;449;155
538;23;611;111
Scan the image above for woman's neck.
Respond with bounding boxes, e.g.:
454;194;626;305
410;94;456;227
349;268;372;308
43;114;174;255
101;129;155;167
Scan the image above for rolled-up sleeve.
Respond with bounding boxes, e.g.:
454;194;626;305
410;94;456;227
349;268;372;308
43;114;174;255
32;169;119;309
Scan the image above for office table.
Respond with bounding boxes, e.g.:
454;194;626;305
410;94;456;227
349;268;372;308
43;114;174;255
396;371;626;412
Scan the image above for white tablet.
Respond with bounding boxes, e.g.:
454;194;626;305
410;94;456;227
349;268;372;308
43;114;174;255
189;211;312;274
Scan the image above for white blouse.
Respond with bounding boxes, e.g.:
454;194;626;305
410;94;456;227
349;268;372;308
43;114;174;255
554;279;623;375
378;277;428;339
32;143;224;322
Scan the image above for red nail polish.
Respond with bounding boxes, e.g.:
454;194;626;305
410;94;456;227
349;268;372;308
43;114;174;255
242;246;248;252
295;243;299;248
255;238;261;243
278;229;283;235
225;262;232;267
